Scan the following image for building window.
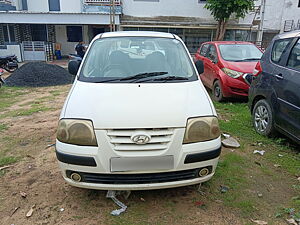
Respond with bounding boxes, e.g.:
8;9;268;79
48;0;60;11
67;26;83;42
198;0;206;3
1;24;16;43
298;0;300;7
22;0;28;10
30;24;48;41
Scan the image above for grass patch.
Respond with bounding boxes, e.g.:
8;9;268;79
11;106;52;117
49;90;63;96
0;87;27;111
214;101;300;176
0;156;18;167
205;153;256;217
0;105;53;119
0;124;8;132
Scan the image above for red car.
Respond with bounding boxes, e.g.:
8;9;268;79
194;41;263;101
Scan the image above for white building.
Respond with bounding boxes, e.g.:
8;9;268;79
0;0;299;60
0;0;121;60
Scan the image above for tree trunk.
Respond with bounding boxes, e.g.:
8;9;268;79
216;19;228;41
215;20;221;41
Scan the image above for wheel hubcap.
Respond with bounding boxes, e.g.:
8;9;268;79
254;105;269;132
215;86;221;97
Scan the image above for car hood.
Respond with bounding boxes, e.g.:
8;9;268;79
221;61;258;74
62;80;214;129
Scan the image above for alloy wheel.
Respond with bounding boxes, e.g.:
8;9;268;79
254;105;269;133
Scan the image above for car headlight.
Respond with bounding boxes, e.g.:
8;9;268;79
57;119;98;146
222;68;244;78
183;117;220;144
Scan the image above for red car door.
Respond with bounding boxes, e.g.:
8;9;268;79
204;44;219;89
195;44;210;87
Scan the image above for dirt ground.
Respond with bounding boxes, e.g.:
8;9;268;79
0;84;299;225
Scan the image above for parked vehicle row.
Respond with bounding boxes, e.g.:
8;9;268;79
193;31;300;145
55;30;299;192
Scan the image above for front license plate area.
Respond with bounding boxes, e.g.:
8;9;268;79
110;156;174;172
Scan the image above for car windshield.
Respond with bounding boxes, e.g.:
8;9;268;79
218;44;263;62
79;37;197;83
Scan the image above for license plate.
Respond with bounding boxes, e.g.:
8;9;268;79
110;156;174;172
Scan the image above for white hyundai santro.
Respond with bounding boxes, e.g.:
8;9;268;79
56;31;221;190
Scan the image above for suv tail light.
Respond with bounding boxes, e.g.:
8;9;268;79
253;61;262;77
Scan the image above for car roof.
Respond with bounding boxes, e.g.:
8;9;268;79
202;41;254;45
275;30;300;40
97;31;175;39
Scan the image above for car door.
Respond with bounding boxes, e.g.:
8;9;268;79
196;44;210;86
271;38;300;139
205;44;219;89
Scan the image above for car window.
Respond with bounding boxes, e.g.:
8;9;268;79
79;37;197;83
271;38;292;64
200;44;209;57
206;45;217;61
287;39;300;70
218;44;262;62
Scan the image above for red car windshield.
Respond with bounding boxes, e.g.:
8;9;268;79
218;44;262;62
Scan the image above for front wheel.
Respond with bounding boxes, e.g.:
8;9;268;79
212;80;224;102
252;99;276;136
4;61;18;73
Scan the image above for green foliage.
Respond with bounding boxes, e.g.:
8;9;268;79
205;0;254;21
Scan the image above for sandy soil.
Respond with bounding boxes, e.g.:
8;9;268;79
0;85;298;225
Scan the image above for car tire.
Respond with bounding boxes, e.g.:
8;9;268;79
212;80;224;102
252;99;276;137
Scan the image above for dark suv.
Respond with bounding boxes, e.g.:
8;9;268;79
249;30;300;144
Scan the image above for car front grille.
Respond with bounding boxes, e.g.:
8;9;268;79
66;167;212;184
106;128;174;151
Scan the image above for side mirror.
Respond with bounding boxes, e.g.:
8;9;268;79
68;60;81;75
210;54;217;64
195;60;204;75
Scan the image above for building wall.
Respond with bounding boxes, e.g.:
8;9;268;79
27;0;49;12
60;0;82;13
263;0;285;32
12;0;82;12
122;0;212;18
281;0;300;31
55;24;89;55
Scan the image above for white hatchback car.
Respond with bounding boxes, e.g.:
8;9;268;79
56;31;222;190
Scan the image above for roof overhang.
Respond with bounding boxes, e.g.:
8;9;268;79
0;11;120;25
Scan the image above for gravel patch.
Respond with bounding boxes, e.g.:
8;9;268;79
5;62;74;87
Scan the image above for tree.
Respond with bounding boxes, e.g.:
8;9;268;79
205;0;254;41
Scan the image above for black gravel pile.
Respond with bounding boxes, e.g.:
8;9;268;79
5;62;74;87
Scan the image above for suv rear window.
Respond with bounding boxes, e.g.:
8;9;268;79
271;38;292;63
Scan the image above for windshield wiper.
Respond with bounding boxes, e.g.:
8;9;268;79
120;72;168;81
153;76;189;82
87;72;169;83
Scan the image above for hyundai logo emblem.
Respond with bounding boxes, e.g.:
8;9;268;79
131;133;151;145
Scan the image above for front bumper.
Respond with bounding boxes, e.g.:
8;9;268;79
55;129;221;190
220;74;250;98
60;170;216;191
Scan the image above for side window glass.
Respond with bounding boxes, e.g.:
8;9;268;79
287;39;300;70
200;44;209;57
207;45;217;61
271;38;291;64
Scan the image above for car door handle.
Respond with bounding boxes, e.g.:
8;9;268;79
275;73;283;80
